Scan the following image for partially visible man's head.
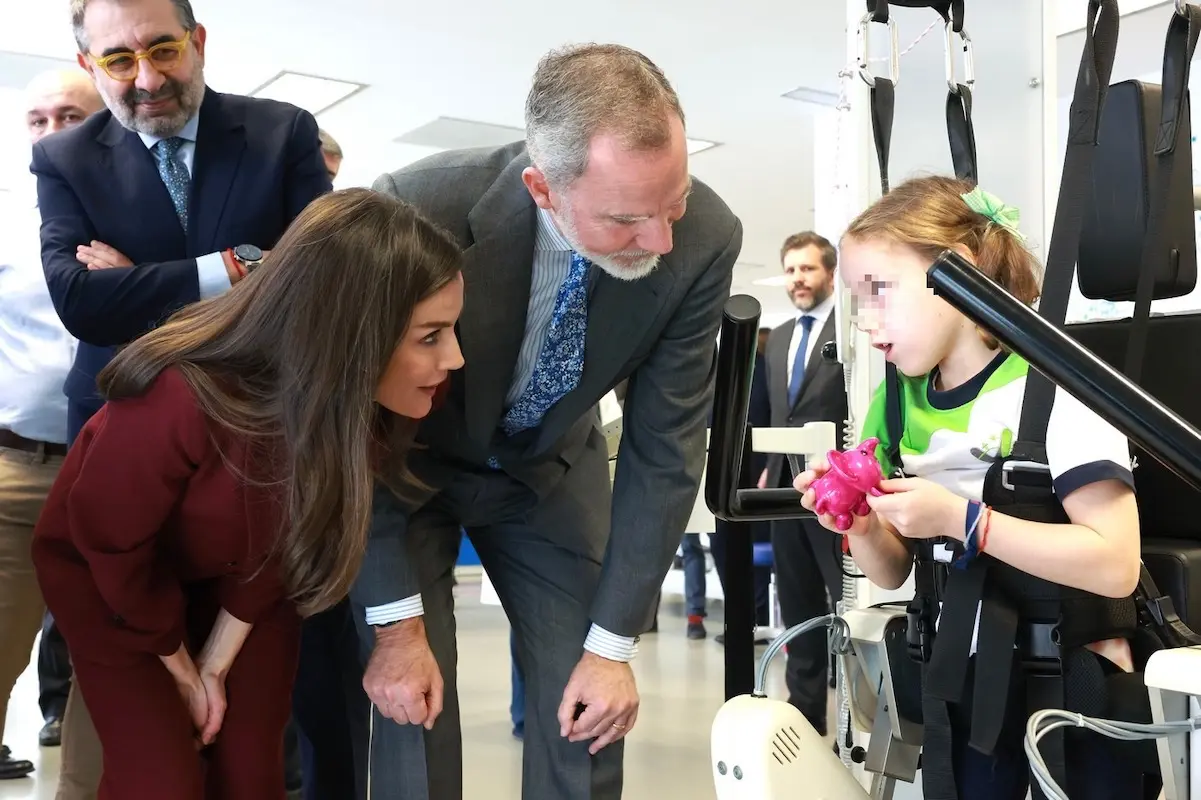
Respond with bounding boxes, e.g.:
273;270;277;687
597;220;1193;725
319;129;343;182
71;0;206;138
522;43;691;282
24;70;104;144
780;231;837;312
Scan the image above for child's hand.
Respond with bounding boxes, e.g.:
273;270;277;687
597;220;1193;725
794;459;877;538
865;478;967;540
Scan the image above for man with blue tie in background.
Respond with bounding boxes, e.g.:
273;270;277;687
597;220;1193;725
344;43;742;800
32;0;331;796
761;231;848;738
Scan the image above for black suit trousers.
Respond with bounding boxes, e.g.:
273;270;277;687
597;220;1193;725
770;471;844;731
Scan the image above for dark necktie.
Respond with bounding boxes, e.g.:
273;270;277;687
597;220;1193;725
501;251;591;435
152;137;190;233
787;315;815;407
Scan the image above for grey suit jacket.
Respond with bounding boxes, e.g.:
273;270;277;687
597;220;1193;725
366;141;742;636
763;314;848;489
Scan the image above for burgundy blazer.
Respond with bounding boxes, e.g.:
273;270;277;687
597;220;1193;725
32;367;292;666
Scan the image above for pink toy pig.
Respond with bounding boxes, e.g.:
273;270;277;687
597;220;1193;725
811;437;886;532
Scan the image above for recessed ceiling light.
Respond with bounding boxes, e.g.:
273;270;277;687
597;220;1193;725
752;275;789;287
687;138;719;155
248;71;366;117
781;86;839;108
395;117;524;149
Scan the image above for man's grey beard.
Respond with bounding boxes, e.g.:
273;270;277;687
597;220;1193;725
553;202;661;282
102;60;205;137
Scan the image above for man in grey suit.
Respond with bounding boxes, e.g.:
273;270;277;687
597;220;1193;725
348;43;741;800
760;231;847;737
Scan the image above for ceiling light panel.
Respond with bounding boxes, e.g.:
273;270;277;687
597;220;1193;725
752;275;789;287
781;86;839;108
249;71;366;117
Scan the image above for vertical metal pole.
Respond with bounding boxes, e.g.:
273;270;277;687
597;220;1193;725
723;425;757;700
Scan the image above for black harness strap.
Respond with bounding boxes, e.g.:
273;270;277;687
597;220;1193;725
869;78;896;195
1123;5;1201;383
867;0;965;32
1016;0;1118;450
883;364;904;475
945;85;977;184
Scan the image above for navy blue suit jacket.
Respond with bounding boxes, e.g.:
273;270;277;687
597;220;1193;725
33;87;331;439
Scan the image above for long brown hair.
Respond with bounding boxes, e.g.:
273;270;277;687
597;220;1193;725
97;188;462;616
843;175;1042;348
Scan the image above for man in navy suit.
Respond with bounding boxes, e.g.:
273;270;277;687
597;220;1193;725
38;0;331;438
33;1;332;796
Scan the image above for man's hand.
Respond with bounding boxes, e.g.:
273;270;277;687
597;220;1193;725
362;617;444;729
77;240;132;270
558;651;639;755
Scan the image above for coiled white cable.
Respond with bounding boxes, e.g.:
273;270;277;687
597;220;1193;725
1024;708;1201;799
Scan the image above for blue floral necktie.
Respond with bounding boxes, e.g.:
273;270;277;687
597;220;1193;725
152;137;190;233
501;251;591;435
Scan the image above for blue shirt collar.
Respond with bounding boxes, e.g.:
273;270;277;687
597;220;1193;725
135;91;203;150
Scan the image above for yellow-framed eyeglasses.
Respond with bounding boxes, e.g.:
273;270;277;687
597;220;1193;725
89;30;191;82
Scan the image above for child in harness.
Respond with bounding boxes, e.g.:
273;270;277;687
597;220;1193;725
793;175;1145;799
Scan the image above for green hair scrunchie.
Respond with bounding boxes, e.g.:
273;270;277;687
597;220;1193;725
961;186;1026;242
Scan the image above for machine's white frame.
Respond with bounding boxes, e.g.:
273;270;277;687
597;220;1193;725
1144;647;1201;799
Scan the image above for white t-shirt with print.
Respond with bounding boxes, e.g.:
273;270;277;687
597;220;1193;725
860;352;1135;653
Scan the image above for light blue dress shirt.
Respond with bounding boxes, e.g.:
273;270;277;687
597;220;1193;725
0;185;76;444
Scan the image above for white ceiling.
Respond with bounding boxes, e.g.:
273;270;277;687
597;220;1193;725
0;0;856;323
0;0;1187;325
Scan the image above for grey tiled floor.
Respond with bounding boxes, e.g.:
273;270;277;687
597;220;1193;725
0;579;803;799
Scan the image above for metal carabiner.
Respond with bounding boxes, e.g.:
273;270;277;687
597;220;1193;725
944;22;975;94
856;12;900;88
1177;0;1197;16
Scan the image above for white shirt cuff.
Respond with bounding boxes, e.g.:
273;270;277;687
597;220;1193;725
364;594;424;626
195;251;232;300
583;624;638;662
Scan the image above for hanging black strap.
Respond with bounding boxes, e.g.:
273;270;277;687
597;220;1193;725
1123;5;1201;383
867;0;965;32
883;363;905;475
1016;0;1119;450
870;78;896;195
946;84;978;183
